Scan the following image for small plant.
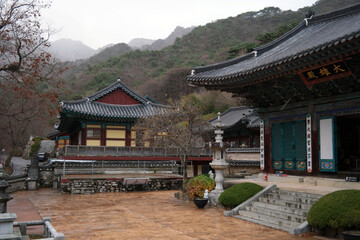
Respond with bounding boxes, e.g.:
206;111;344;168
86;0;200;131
307;190;360;230
219;182;263;208
185;174;215;200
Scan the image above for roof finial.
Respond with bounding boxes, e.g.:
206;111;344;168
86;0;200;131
304;9;315;26
117;78;121;82
252;50;257;58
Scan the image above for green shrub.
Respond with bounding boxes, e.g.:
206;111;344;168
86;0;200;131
185;174;215;199
307;190;360;230
219;182;263;208
30;137;43;157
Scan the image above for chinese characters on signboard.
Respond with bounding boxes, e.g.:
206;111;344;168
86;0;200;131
302;61;349;81
306;115;312;173
260;120;265;170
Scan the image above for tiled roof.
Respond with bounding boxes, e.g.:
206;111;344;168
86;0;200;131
209;106;259;129
60;80;170;120
61;100;169;119
187;3;360;85
87;79;148;104
46;130;61;139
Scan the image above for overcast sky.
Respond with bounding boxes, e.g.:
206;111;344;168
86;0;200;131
42;0;318;49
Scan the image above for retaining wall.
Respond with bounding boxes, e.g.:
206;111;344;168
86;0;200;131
6;175;26;193
61;177;183;194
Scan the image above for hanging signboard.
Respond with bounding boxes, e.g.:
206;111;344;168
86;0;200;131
260;120;265;170
306;115;312;173
299;61;352;89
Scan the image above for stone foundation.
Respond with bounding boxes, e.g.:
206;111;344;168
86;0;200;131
60;178;183;194
225;165;261;177
39;166;54;187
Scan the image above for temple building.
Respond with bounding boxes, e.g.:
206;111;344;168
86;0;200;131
209;106;260;148
47;79;212;177
187;4;360;178
209;106;261;177
48;79;170;149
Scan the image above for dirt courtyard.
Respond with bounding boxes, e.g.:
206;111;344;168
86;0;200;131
10;189;319;240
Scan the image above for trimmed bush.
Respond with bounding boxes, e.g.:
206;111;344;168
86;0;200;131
185;174;215;199
307;190;360;230
30;137;43;157
219;182;263;208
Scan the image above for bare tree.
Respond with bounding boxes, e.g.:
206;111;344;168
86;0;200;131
136;100;211;190
0;0;65;169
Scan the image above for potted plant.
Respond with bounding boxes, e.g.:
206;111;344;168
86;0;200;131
185;175;215;208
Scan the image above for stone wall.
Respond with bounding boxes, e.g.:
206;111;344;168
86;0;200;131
60;178;183;194
225;165;261;177
6;175;26;193
39;166;54;187
225;149;261;177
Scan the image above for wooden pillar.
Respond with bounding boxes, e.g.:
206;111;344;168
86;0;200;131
81;127;86;146
264;118;274;173
193;162;198;176
101;123;106;146
125;125;131;146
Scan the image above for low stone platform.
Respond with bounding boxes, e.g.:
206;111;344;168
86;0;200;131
60;173;183;194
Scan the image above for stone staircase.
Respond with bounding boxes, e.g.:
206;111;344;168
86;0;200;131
233;188;323;234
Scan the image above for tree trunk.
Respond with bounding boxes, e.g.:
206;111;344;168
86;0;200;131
182;154;188;192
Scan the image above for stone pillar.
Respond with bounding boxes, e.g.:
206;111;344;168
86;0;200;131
26;156;39;190
0;179;21;239
208;113;229;206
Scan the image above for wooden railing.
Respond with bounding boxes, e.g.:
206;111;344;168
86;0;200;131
64;146;212;158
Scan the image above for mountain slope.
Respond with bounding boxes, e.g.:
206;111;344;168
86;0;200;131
128;38;155;49
62;0;359;102
141;26;195;51
88;43;133;65
50;38;96;61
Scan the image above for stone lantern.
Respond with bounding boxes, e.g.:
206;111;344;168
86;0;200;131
0;178;20;239
208;113;229;205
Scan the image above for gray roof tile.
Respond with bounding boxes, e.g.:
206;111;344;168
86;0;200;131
209;106;259;129
187;3;360;85
60;80;170;119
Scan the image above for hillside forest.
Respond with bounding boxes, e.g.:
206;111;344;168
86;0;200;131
2;0;359;151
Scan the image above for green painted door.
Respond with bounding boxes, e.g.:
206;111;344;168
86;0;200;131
271;120;307;171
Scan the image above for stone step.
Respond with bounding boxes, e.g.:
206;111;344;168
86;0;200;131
245;205;307;223
272;189;323;200
234;214;294;233
252;201;309;217
258;197;313;210
265;192;320;205
237;210;301;229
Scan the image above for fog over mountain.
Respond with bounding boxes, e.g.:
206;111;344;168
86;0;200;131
128;38;155;49
49;38;96;62
50;26;194;62
137;26;195;50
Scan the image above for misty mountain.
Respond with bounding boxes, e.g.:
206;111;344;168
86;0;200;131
88;43;133;65
127;26;195;51
140;26;195;51
96;43;115;53
62;0;359;102
128;38;155;49
49;38;96;62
